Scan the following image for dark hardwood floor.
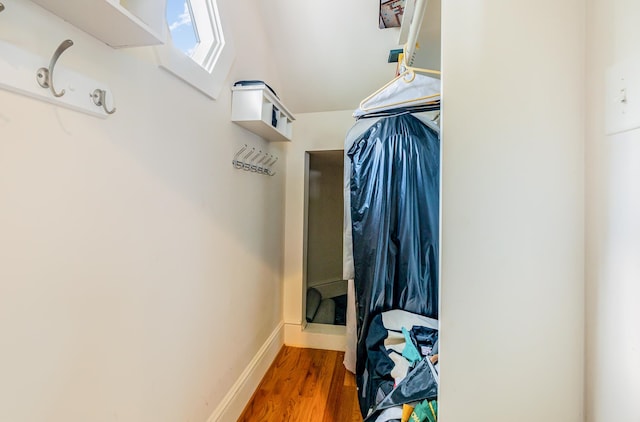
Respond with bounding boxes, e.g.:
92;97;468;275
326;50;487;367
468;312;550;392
238;346;363;421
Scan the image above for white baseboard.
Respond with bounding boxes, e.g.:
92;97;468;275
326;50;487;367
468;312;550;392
207;322;284;422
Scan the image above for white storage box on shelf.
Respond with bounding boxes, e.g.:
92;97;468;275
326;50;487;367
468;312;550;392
231;84;295;143
29;0;164;48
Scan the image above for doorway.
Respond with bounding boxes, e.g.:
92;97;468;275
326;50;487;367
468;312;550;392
304;150;347;326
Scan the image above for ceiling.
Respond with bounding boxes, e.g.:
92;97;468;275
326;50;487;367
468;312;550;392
256;0;441;114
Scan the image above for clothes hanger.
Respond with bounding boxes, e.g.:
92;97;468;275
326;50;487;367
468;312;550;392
399;44;442;79
358;46;441;114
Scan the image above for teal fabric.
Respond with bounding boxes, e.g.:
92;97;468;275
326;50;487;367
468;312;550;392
410;400;430;421
410;399;438;422
402;327;422;364
427;401;438;422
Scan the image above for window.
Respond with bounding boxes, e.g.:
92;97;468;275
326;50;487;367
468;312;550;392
166;1;199;58
157;0;234;99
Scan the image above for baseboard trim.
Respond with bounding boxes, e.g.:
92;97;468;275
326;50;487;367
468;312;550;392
207;322;284;422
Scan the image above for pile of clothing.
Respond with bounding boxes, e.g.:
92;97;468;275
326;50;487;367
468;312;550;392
361;309;439;422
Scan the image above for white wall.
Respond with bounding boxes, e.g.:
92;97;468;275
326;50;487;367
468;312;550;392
439;1;585;421
0;1;285;421
585;1;640;420
282;110;353;349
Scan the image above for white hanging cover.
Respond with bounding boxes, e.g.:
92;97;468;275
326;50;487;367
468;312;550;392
353;72;440;118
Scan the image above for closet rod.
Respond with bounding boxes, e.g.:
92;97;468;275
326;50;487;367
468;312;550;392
405;0;429;65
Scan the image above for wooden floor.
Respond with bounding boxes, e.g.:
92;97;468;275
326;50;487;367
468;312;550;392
239;346;363;422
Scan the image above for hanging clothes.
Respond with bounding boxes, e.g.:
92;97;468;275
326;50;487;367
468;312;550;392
342;109;440;375
347;112;440;416
343;110;440;374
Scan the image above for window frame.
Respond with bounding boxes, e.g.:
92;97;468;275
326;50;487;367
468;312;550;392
156;0;234;100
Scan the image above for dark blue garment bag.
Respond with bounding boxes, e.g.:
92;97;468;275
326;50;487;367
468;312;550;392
348;113;440;416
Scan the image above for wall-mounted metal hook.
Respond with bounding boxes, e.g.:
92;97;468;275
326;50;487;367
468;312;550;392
0;3;5;13
232;145;247;169
242;148;256;171
231;148;276;176
266;156;278;176
91;88;116;114
36;39;74;98
256;152;270;174
249;150;262;172
266;155;278;168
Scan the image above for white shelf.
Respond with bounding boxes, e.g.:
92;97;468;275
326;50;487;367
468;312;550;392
30;0;164;48
231;84;295;143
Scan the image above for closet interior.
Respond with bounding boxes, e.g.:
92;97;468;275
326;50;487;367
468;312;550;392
304;150;347;326
341;0;443;420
